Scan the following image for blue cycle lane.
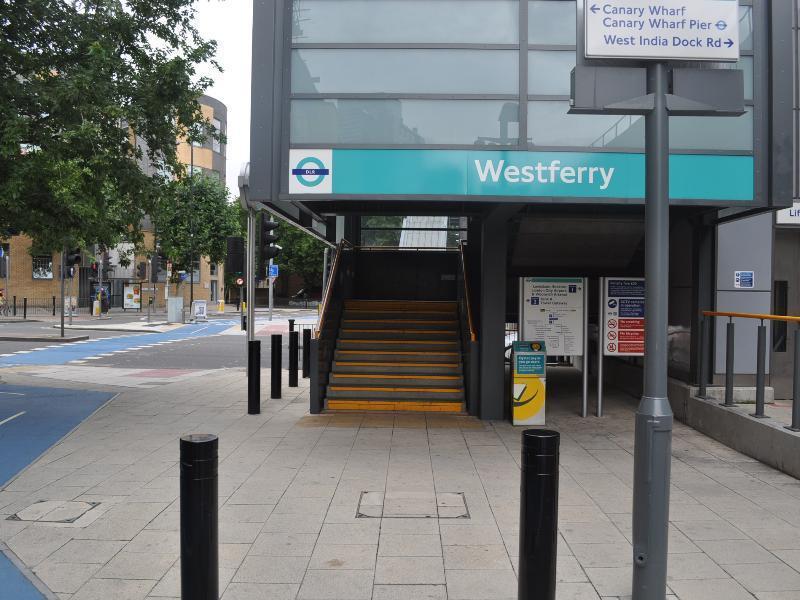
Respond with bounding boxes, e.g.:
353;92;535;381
0;320;237;368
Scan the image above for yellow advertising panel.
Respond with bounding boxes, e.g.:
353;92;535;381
512;341;547;425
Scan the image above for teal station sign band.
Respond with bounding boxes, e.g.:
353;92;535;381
287;149;754;202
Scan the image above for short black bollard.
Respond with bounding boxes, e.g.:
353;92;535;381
289;331;299;387
752;322;767;418
787;329;800;432
180;434;218;600
12;296;16;316
23;297;27;320
519;429;559;600
241;313;247;331
52;296;56;316
271;334;282;399
248;340;261;415
302;328;311;378
289;318;295;332
722;320;735;407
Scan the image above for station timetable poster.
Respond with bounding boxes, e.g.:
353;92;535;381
604;278;645;356
520;277;584;356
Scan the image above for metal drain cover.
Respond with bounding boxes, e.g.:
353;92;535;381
7;500;101;525
357;491;469;519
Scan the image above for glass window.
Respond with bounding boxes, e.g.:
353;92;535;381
739;5;753;52
528;101;644;148
212;118;221;153
292;49;518;95
719;56;754;101
292;99;520;145
32;255;54;280
670;108;753;152
528;50;575;95
292;0;519;44
529;1;576;46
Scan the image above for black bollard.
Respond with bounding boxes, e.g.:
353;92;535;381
302;328;311;378
271;334;282;399
52;296;56;316
23;297;27;320
180;434;218;600
289;331;299;387
248;340;261;415
241;313;247;331
518;429;560;600
12;296;16;316
289;318;295;332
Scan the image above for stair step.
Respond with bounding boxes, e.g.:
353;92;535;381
338;329;459;341
341;319;458;331
343;310;458;321
327;385;465;401
327;400;463;413
334;350;460;363
345;300;457;313
333;361;462;375
330;373;463;388
337;339;459;351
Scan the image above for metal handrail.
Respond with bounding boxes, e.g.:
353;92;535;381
459;241;477;342
315;239;353;338
703;310;800;323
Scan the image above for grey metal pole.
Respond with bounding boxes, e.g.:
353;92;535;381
751;322;767;418
269;257;274;321
597;277;604;417
698;316;709;398
582;277;589;417
60;250;65;338
723;320;735;407
247;209;256;345
786;328;800;432
322;247;330;297
632;62;673;600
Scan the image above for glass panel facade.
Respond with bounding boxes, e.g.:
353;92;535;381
292;49;518;95
528;50;574;95
739;5;753;52
528;0;576;45
670;108;753;152
292;99;520;145
292;0;519;44
528;101;644;148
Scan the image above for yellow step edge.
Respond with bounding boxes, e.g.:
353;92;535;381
341;329;456;334
342;319;458;324
337;350;460;356
334;362;460;367
340;340;458;345
328;400;463;413
330;386;463;393
332;374;461;380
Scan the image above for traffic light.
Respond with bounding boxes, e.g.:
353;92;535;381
258;214;279;279
136;262;147;279
65;249;82;267
151;257;162;283
225;237;244;275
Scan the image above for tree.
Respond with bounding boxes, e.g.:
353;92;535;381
0;0;219;252
154;174;240;278
279;222;327;290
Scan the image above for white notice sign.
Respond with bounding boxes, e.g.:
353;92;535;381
520;278;585;356
585;0;740;62
604;278;645;356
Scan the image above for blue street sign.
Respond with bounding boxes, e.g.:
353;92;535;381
269;264;279;278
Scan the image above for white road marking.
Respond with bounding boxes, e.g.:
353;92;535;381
0;391;25;396
0;411;26;427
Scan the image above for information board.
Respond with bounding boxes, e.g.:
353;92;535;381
585;0;739;62
520;277;585;356
604;277;645;356
123;284;141;310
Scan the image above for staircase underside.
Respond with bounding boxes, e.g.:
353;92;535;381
326;300;465;413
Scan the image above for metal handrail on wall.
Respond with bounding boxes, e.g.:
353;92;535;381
459;242;477;343
700;310;800;432
316;239;353;338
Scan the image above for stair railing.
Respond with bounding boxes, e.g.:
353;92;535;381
310;238;355;413
458;241;480;415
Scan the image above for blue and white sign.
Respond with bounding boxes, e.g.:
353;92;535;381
520;277;585;356
289;149;332;194
585;0;740;62
734;270;754;289
269;264;279;278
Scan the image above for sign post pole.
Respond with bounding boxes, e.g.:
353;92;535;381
632;62;673;599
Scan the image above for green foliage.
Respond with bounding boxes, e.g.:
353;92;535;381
154;174;240;277
0;0;219;251
276;219;327;289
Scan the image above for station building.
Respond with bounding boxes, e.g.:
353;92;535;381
249;0;797;420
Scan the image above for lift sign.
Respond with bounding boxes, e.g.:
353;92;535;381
604;278;645;356
585;0;739;62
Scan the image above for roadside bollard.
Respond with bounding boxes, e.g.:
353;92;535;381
271;334;282;399
12;296;16;316
289;331;299;387
722;320;735;407
180;434;218;600
23;297;27;320
519;429;560;600
289;318;295;332
52;296;56;316
302;328;311;378
752;322;767;418
248;340;261;415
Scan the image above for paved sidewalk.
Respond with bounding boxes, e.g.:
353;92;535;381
1;368;800;600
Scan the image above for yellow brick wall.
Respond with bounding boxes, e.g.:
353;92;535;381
1;236;61;302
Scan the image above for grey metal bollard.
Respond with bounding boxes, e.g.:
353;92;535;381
787;329;800;432
722;320;735;407
751;323;767;418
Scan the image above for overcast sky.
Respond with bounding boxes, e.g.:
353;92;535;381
193;0;253;196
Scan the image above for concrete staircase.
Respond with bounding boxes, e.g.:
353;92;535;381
326;300;465;412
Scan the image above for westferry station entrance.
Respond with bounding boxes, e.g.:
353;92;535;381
248;0;791;420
